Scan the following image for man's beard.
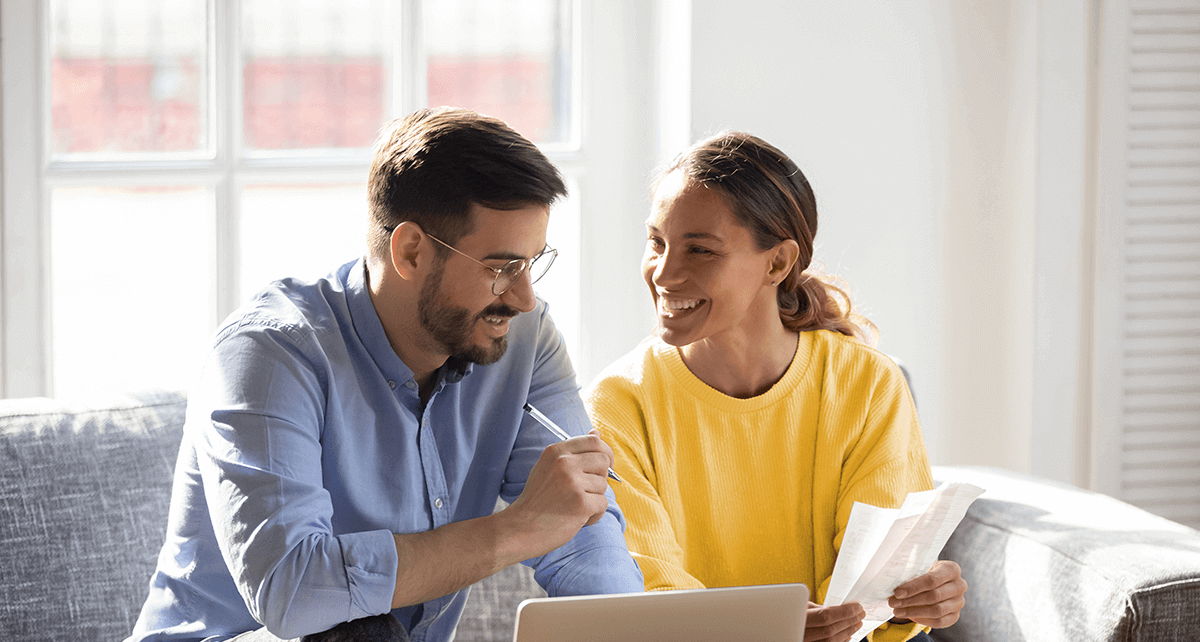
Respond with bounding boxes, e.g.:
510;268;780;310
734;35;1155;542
417;267;519;366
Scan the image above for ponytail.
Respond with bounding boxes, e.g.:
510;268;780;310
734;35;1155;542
778;267;877;346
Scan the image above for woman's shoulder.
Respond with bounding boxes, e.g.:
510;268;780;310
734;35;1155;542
589;336;670;388
584;337;676;416
805;329;907;385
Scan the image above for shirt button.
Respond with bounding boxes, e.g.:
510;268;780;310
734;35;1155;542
434;498;444;509
387;380;396;389
406;380;417;390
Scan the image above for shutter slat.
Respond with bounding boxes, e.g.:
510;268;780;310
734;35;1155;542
1120;1;1200;530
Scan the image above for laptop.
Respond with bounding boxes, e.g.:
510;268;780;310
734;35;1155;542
511;583;809;642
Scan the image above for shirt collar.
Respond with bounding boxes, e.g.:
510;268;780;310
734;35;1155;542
344;258;473;387
345;258;415;385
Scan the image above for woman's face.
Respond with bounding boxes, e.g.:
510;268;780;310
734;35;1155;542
643;171;777;347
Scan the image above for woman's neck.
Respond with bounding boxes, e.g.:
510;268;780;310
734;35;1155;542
678;321;799;399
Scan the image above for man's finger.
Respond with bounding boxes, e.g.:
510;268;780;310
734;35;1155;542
554;432;610;454
583;493;608;526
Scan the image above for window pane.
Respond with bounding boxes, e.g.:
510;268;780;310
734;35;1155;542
49;0;207;155
239;184;368;298
242;0;391;151
425;0;573;145
50;186;216;397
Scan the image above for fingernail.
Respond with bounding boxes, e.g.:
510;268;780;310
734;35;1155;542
893;609;907;617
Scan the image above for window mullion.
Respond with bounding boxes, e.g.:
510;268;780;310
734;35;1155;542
214;0;241;325
398;0;425;115
1;0;49;398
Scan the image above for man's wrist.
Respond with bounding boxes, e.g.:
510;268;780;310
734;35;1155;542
489;503;544;564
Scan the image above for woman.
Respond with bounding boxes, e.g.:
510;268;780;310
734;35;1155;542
585;132;965;642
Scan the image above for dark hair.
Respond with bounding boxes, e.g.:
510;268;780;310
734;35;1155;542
662;131;876;343
367;107;568;259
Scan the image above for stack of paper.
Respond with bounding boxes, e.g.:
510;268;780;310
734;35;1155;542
823;482;985;642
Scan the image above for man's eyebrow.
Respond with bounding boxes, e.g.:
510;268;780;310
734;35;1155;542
481;247;545;262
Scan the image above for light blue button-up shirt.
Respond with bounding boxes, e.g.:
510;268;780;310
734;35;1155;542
128;259;642;642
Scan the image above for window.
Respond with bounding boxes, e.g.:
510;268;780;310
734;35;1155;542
2;0;581;398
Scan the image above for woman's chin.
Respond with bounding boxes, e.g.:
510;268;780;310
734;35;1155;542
656;325;698;348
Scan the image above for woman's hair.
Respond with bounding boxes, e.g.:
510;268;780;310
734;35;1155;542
661;131;877;344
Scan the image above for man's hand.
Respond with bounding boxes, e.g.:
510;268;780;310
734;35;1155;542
887;560;967;628
805;601;864;642
503;429;615;556
389;432;615;610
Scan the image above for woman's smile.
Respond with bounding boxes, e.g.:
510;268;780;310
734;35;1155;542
657;295;706;318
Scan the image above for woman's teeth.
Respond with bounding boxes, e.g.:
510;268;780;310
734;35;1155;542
660;298;702;315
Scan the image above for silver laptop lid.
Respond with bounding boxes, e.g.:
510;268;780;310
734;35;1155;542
512;583;808;642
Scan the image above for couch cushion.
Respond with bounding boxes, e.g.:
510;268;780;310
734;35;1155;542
457;562;547;642
933;465;1200;642
0;390;187;641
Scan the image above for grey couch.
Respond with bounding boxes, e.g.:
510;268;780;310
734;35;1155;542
2;390;1199;641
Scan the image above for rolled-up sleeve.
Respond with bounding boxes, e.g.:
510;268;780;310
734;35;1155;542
193;322;398;638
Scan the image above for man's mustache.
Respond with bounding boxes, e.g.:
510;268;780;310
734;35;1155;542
479;304;520;319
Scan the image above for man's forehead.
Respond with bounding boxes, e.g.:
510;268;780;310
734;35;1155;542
457;202;550;259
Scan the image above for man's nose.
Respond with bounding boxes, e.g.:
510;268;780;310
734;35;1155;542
501;268;538;313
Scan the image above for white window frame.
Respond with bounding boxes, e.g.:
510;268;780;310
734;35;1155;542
1;0;606;399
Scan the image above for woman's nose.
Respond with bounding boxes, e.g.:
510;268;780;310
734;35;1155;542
648;248;684;287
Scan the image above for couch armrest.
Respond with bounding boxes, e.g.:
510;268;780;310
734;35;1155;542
932;465;1200;642
0;390;187;641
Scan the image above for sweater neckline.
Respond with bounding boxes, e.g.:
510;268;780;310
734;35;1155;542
655;332;816;412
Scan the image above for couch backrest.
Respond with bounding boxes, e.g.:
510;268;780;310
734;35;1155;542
0;390;187;641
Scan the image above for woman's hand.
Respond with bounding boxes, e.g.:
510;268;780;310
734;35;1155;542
887;560;967;628
805;601;865;642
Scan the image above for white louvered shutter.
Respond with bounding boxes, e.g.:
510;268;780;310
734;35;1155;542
1118;0;1200;529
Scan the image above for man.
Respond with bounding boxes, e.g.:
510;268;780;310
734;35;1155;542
127;107;643;642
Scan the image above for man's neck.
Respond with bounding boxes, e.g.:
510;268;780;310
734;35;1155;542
365;259;448;392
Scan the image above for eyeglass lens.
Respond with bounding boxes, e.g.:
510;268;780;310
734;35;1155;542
494;249;556;295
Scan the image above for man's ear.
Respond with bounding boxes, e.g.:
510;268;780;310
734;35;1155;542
389;221;426;281
767;239;800;285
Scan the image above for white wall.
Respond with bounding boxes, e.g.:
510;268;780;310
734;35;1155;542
667;0;1092;476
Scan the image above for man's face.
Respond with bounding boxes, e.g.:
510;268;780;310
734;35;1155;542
416;203;548;365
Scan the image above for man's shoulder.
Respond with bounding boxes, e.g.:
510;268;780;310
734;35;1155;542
216;267;353;346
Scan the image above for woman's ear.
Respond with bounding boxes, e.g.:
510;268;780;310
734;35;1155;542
768;239;801;285
389;221;426;281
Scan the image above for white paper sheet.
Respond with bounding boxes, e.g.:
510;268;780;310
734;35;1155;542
823;481;985;642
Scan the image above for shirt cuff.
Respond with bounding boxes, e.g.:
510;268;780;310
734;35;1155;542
339;529;399;620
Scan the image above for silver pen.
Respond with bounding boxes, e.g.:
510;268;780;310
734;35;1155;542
523;402;623;483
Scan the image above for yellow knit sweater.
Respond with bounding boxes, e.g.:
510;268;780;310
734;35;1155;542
586;330;934;642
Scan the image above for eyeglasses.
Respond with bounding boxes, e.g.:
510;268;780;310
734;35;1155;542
426;233;557;296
